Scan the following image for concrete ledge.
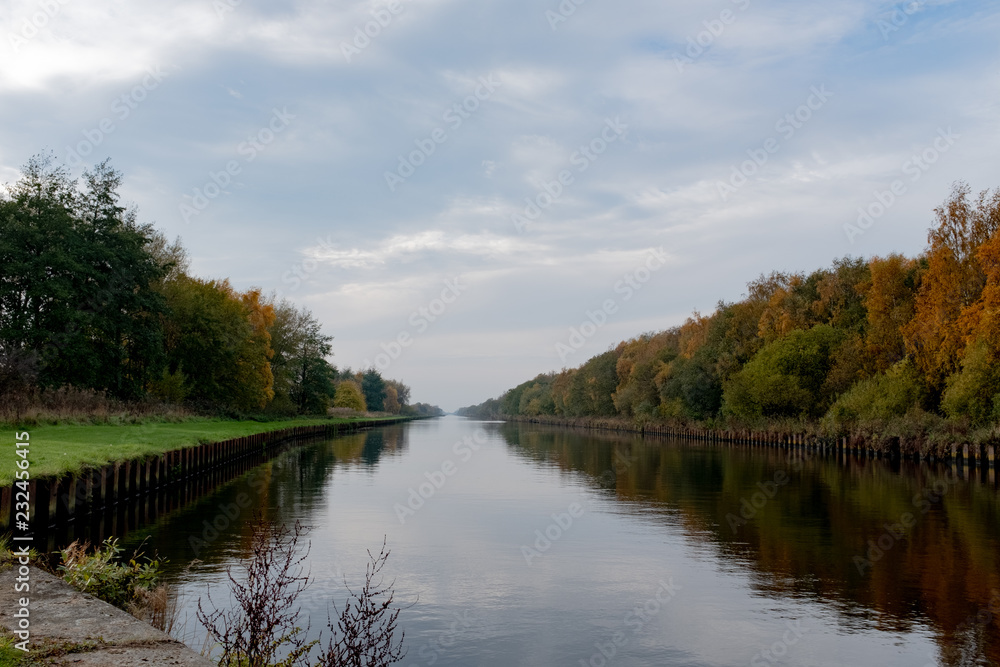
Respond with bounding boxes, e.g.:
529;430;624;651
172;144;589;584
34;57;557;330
0;566;213;666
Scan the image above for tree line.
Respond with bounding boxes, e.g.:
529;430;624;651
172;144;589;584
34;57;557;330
460;182;1000;441
0;154;441;419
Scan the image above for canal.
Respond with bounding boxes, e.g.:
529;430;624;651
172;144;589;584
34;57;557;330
123;415;1000;666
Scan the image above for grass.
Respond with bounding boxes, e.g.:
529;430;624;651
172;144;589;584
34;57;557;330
0;628;98;666
0;415;404;485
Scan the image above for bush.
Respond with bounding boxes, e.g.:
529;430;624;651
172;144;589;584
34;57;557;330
823;358;926;430
334;382;367;412
58;538;171;629
723;325;845;419
197;515;405;667
941;340;1000;425
656;354;722;420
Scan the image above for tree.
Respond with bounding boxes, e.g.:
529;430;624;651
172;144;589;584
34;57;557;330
334;381;367;412
361;370;387;412
811;256;870;333
518;380;555;416
860;254;919;374
234;289;276;411
269;300;336;415
824;359;925;428
160;277;273;412
383;386;401;414
941;341;1000;424
656;353;722;420
0;154;168;399
941;220;1000;423
612;331;679;417
384;379;410;408
903;183;1000;390
723;325;846;419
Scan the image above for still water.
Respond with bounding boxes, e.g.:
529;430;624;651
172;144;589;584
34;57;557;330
124;416;1000;666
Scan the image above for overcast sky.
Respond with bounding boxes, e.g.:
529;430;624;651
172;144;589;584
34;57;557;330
2;0;999;411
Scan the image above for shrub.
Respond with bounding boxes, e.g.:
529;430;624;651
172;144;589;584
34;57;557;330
197;515;405;667
723;325;845;419
58;538;170;629
823;358;926;430
941;340;1000;424
334;382;367;412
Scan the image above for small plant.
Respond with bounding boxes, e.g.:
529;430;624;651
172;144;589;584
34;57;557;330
318;538;405;667
0;534;40;571
197;514;405;667
197;516;317;667
58;537;169;627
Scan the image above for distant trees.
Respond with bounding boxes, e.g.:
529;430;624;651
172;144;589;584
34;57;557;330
403;402;445;418
461;181;1000;433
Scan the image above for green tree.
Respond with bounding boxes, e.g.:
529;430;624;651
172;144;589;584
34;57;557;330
824;359;925;428
268;300;336;415
656;353;722;420
361;369;387;412
941;341;1000;424
612;332;679;417
723;324;846;419
0;155;167;399
161;277;273;412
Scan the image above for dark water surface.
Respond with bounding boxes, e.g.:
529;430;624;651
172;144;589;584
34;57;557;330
124;416;1000;666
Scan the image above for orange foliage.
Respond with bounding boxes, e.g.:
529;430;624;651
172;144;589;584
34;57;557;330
904;184;1000;387
861;255;918;374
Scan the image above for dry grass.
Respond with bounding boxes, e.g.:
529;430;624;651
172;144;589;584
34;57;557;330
0;385;192;427
130;584;178;633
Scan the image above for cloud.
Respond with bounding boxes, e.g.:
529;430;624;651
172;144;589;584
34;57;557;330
3;0;999;409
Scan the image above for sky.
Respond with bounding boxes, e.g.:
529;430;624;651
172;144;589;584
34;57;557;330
2;0;999;411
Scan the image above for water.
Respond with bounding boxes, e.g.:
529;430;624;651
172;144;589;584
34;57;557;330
123;416;1000;666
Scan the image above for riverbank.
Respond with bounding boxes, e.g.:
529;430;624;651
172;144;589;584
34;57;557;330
498;414;998;466
0;415;408;485
1;416;416;553
0;565;212;666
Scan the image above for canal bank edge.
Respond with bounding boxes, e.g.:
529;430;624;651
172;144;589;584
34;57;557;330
500;415;997;469
0;416;415;537
0;565;213;665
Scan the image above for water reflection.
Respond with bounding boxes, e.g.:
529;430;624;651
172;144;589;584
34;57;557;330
123;418;999;666
121;425;409;571
498;422;1000;665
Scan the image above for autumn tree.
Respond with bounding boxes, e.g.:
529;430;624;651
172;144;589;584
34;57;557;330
612;331;679;417
942;209;1000;422
903;183;1000;389
160;277;274;412
755;271;815;343
383;386;401;414
384;379;411;409
334;381;367;412
859;254;920;374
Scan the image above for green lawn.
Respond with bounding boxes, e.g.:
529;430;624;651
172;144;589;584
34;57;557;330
0;416;401;485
